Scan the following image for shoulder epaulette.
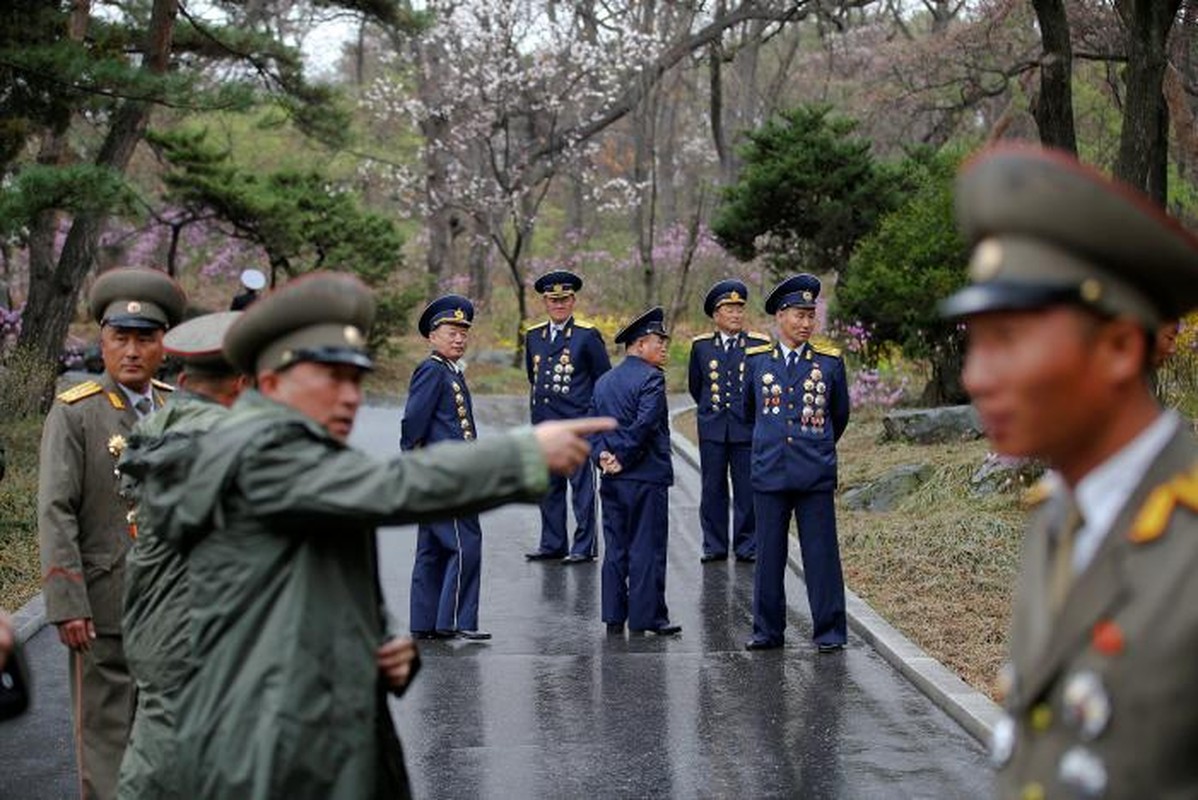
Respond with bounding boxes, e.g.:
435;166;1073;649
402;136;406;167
151;378;175;392
56;380;104;405
1021;477;1055;508
1129;460;1198;544
745;344;772;357
692;332;715;342
572;319;596;330
526;320;549;331
810;341;842;358
746;331;771;342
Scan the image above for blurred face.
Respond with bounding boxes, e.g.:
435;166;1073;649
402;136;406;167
259;361;365;442
713;302;745;335
962;307;1147;476
776;307;816;348
543;294;576;325
100;325;165;392
1154;319;1180;367
631;333;670;368
428;322;470;361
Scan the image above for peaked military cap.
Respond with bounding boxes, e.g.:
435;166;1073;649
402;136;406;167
534;270;583;298
418;294;474;338
704;279;749;317
765;274;821;314
940;144;1198;326
89;267;187;330
223;271;375;374
614;306;669;346
164;311;242;377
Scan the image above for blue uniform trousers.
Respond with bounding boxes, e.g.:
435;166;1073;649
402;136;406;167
600;480;670;630
698;439;756;559
536;461;598;557
751;490;846;646
410;515;483;633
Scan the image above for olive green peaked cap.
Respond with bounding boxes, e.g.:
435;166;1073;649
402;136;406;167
941;144;1198;327
89;267;187;330
164;311;242;376
223;272;376;374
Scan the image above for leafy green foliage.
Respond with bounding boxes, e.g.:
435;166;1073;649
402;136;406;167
836;149;970;403
712;105;902;276
0;165;137;237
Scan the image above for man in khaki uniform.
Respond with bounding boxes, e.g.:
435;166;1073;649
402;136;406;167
38;267;186;799
941;145;1198;799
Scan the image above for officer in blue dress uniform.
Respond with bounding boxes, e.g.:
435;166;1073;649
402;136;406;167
688;279;772;563
401;295;491;641
524;270;612;563
590;307;681;636
743;275;850;652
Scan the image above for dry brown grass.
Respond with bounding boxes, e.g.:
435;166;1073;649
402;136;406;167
675;407;1025;699
0;416;44;612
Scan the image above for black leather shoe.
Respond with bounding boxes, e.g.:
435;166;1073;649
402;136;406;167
459;630;492;641
562;554;596;565
700;553;728;564
734;554;757;564
745;639;783;651
434;629;461;639
605;622;625;635
525;551;566;562
817;642;845;653
632;624;682;636
412;630;440;640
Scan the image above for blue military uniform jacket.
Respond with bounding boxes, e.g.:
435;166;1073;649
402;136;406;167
688;330;771;443
526;317;611;423
590;356;673;486
744;342;850;493
401;354;476;449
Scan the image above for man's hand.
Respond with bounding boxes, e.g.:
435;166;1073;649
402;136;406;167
377;636;421;692
57;618;95;652
532;417;617;476
598;451;622;475
0;611;12;670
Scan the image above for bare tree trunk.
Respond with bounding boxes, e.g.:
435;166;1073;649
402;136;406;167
1114;0;1182;203
18;0;177;387
1030;0;1077;152
667;191;707;331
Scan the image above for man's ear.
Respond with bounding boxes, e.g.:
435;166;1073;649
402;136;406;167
257;370;280;397
1098;318;1152;387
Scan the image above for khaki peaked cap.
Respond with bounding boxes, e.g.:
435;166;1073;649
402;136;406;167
89;268;187;330
223;272;376;374
941;144;1198;326
164;311;242;376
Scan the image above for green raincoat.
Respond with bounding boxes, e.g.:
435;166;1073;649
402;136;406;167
142;390;547;799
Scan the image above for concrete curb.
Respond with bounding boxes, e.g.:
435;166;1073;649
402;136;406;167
13;592;46;645
669;405;1000;745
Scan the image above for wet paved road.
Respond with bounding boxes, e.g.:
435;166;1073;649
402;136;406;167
1;396;991;799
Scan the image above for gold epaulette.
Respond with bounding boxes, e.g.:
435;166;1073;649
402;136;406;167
56;380;103;405
810;339;842;358
692;332;714;342
1129;461;1198;544
572;319;596;330
526;320;549;331
746;331;771;344
151;378;175;392
1021;477;1055;508
745;344;772;357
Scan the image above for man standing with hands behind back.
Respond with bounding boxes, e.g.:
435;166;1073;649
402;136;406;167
39;267;186;799
525;270;611;564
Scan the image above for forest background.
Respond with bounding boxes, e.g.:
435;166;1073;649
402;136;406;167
3;0;1198;694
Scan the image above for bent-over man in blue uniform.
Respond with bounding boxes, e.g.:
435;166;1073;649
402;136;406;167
688;279;771;563
743;275;850;652
525;270;612;563
402;295;490;641
590;307;681;636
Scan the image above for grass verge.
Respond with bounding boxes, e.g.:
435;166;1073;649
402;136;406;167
0;416;43;613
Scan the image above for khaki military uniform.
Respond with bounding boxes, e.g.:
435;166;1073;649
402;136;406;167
38;372;170;800
995;425;1198;799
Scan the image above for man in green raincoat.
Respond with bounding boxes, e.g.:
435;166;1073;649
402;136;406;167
134;272;611;799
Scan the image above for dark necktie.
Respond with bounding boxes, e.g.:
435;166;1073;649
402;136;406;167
723;337;732;354
786;350;798;376
134;397;153;418
1048;498;1084;615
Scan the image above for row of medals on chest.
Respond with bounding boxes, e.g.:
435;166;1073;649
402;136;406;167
451;380;474;440
762;366;827;431
535;351;575;394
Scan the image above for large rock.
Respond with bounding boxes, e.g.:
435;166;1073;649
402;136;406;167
970;453;1045;496
841;462;933;512
881;406;983;445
